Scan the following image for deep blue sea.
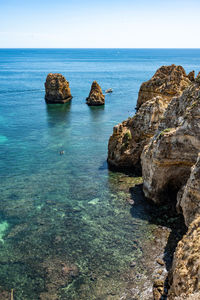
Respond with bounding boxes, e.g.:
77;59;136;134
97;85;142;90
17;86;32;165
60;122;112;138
0;49;200;299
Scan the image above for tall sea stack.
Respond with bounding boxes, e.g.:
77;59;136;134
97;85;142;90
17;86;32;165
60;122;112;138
86;81;105;106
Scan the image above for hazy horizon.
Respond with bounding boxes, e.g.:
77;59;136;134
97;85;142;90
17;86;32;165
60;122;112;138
1;0;200;48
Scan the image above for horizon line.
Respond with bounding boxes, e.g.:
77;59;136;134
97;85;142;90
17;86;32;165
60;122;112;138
0;47;200;50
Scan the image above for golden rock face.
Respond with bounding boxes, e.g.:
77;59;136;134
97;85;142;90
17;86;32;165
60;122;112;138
141;82;200;205
168;216;200;299
86;81;105;106
137;64;191;109
107;65;192;172
45;73;72;103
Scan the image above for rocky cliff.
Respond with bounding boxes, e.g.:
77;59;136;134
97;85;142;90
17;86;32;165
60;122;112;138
142;81;200;205
178;154;200;227
86;81;105;106
108;65;200;299
137;64;191;109
45;73;72;104
168;215;200;299
108;65;192;172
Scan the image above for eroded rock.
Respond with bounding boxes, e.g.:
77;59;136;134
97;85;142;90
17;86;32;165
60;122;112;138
45;73;72;104
86;81;105;106
137;64;191;109
168;216;200;299
178;153;200;227
108;65;192;172
142;82;200;204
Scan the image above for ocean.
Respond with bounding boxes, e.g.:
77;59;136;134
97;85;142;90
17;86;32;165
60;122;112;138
0;48;200;299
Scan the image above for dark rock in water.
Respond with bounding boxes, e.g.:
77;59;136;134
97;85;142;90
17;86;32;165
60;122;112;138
153;279;165;300
156;258;165;266
45;73;72;104
86;81;105;106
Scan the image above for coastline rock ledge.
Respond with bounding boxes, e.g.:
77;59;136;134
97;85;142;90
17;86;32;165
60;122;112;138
107;64;192;172
86;81;105;106
45;73;72;104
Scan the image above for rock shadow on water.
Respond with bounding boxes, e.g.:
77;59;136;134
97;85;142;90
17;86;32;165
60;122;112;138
98;160;108;171
129;183;187;297
45;102;71;128
88;105;105;122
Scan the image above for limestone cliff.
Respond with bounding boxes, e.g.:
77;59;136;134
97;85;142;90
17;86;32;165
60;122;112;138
108;65;200;299
108;65;192;172
137;64;191;109
45;73;72;104
86;81;105;106
177;154;200;227
141;82;200;204
168;216;200;299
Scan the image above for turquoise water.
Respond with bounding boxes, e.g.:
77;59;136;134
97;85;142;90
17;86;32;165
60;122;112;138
0;49;200;299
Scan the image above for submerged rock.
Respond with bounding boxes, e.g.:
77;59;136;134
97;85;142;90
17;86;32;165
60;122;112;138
86;81;105;106
107;65;192;172
45;73;72;104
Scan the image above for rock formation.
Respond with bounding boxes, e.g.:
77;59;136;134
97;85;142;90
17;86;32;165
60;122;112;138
86;81;105;106
45;73;72;104
108;65;192;172
168;216;200;299
108;65;200;299
141;82;200;204
137;64;191;109
140;77;200;299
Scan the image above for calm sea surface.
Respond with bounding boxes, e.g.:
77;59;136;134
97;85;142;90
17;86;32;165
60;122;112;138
0;49;200;299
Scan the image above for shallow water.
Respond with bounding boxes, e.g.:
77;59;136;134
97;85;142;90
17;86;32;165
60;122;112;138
0;49;200;299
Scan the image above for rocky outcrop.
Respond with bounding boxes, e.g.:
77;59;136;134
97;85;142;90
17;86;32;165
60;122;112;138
108;65;192;172
177;154;200;227
45;73;72;104
141;82;200;204
108;95;169;172
108;65;200;299
86;81;105;106
137;64;191;109
168;216;200;299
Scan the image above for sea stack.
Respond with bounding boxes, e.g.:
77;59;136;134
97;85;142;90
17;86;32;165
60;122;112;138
86;81;105;106
45;73;72;104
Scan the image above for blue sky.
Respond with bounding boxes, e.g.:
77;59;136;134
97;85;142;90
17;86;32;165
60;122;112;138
0;0;199;48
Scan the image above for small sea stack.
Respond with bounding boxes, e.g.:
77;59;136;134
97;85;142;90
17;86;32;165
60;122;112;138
45;73;72;104
86;81;105;106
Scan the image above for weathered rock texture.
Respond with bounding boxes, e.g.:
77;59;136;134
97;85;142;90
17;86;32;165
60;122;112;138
108;96;169;172
142;82;200;204
178;154;200;227
137;64;191;109
168;216;200;299
108;65;200;299
108;65;192;172
45;73;72;104
86;81;105;106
